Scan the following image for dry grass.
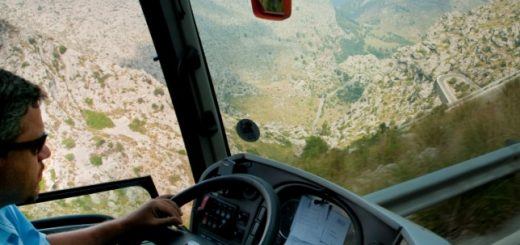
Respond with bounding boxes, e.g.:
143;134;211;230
230;92;318;129
287;78;520;237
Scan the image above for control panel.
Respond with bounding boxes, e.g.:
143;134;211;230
195;194;253;244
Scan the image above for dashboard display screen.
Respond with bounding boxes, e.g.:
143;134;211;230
285;195;351;245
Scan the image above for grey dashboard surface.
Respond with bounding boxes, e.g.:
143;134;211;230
192;153;450;245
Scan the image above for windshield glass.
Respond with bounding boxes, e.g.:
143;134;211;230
0;0;193;218
191;0;519;241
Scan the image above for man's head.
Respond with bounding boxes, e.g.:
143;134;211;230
0;69;51;207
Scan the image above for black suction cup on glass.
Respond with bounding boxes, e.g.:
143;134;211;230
236;119;260;142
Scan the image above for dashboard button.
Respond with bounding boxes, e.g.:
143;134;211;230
250;222;260;235
245;234;255;244
238;211;249;225
256;206;266;221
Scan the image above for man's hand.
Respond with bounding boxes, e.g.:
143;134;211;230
121;195;183;230
48;196;183;245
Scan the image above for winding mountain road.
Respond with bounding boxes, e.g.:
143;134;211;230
436;73;479;105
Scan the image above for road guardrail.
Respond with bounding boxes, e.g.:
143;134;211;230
364;143;520;216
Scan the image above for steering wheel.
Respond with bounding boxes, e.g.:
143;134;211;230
153;174;280;245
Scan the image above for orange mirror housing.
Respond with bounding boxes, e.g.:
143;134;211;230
251;0;292;21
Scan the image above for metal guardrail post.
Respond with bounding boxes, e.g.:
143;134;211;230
364;143;520;216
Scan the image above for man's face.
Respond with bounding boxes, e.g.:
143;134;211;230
0;106;51;205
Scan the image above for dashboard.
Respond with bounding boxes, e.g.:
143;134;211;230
184;153;443;245
29;153;447;245
191;185;361;245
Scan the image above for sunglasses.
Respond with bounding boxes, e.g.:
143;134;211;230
1;132;48;156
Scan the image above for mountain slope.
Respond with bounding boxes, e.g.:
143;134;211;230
333;0;489;59
0;19;192;195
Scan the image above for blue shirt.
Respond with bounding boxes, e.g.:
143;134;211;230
0;205;49;245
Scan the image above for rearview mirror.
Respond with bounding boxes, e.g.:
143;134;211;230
251;0;292;21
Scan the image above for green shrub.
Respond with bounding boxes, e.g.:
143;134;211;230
89;154;103;166
82;110;114;130
133;166;143;176
62;138;76;149
153;87;165;96
28;38;37;45
93;71;111;87
129;118;146;134
320;122;331;136
39;178;46;191
93;136;106;147
115;143;124;153
301;136;329;160
84;98;93;106
52;50;60;59
65;153;75;161
65;118;75;126
169;175;181;185
50;169;57;182
59;45;67;54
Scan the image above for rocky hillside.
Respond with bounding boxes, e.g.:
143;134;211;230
334;0;489;39
332;0;489;58
0;0;162;81
329;0;519;146
0;18;192;195
392;0;519;87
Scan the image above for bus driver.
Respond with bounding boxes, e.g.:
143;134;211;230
0;69;183;244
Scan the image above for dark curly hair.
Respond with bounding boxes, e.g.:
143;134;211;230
0;69;46;157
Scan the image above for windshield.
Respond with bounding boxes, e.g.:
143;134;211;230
0;0;193;219
191;0;519;241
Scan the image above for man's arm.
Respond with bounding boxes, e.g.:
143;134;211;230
47;219;125;245
47;196;182;245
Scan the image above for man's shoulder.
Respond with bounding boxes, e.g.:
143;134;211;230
0;205;49;244
0;204;18;215
0;205;19;243
0;205;18;228
0;204;26;227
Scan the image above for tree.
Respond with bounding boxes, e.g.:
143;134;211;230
301;136;329;159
